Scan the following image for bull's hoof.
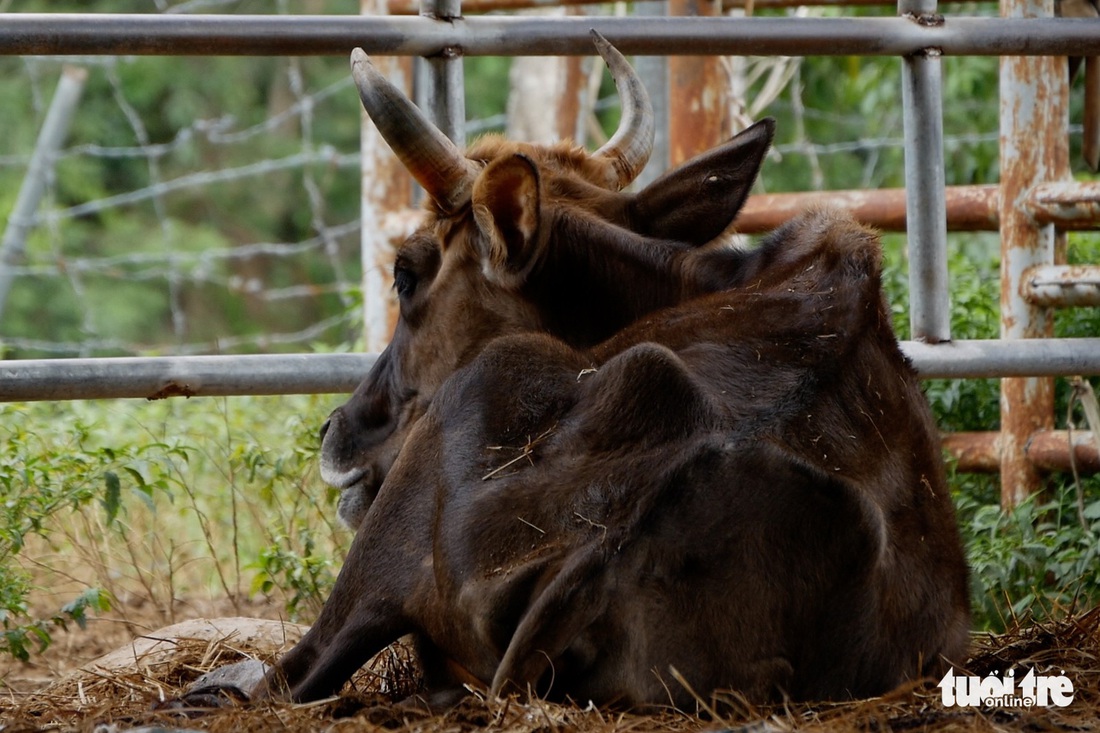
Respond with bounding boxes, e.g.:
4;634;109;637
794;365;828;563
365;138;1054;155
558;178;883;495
154;659;270;715
188;657;271;697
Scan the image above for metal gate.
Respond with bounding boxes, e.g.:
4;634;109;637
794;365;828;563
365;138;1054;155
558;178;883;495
2;4;1100;507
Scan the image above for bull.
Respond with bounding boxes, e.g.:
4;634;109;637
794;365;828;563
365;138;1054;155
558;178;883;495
205;33;971;711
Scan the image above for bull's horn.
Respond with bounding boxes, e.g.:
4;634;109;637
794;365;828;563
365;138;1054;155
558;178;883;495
351;48;479;214
590;30;655;190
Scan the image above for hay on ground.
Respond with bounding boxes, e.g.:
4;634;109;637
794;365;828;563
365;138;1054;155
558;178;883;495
2;607;1098;732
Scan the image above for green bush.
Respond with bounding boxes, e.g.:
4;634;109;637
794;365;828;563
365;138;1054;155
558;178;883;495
959;476;1100;630
0;395;344;659
0;409;129;659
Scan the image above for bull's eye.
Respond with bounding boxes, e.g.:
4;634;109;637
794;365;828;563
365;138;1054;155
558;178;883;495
394;266;417;298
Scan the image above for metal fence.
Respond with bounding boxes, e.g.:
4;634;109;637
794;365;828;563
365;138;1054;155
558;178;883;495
3;6;1100;506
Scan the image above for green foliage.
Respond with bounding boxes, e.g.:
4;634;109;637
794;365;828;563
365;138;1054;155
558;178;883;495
877;228;1100;630
1058;231;1100;342
1;584;112;663
959;477;1100;630
0;394;345;661
1;41;363;358
0;409;138;659
464;56;512;127
251;529;337;622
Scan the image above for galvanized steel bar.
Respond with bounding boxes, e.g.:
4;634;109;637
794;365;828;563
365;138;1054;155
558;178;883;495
1022;264;1100;307
2;15;1100;58
902;338;1100;378
999;0;1070;507
0;354;377;402
417;0;466;144
4;339;1100;402
387;0;1000;14
898;0;950;343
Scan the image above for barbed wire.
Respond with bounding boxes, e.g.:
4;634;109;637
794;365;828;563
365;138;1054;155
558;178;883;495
1;19;1010;360
2;43;368;358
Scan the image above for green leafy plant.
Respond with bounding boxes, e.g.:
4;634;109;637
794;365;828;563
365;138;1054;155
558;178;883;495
960;477;1100;630
0;585;111;662
0;394;344;661
251;529;337;622
0;411;125;659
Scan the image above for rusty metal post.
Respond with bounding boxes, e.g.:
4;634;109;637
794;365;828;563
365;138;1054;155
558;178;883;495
899;0;951;344
944;430;1100;474
737;185;1002;233
1022;264;1100;307
361;0;414;351
736;180;1100;233
999;0;1070;508
667;0;731;165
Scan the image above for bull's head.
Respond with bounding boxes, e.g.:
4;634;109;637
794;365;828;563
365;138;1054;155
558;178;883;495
321;32;774;527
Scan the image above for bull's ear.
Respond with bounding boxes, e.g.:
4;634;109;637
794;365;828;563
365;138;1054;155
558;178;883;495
472;154;542;284
631;117;775;245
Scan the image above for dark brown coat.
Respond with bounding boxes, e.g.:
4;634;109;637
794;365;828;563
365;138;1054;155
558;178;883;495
264;136;970;709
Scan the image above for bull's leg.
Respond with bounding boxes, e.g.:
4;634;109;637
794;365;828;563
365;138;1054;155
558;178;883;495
491;543;606;698
263;418;447;703
261;601;408;702
256;512;419;703
157;599;405;710
393;636;480;712
158;611;401;711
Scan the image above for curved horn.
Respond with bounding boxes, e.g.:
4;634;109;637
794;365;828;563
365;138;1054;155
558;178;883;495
351;48;479;214
590;31;655;190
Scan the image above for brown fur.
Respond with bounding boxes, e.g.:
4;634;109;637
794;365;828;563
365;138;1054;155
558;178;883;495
267;120;970;711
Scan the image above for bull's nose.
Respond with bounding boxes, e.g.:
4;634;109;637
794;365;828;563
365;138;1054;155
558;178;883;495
319;417;332;444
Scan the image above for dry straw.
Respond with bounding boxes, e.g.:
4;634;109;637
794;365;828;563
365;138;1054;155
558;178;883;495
3;606;1098;733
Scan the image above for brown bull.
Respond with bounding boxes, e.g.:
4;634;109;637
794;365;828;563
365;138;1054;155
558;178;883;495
255;34;970;710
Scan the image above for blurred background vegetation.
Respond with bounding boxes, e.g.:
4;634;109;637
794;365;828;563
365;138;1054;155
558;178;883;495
1;0;1099;665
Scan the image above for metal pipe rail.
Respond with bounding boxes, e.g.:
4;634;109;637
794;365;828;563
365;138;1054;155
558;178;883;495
0;353;374;402
385;0;1002;13
1023;265;1100;308
2;15;1099;57
737;181;1100;233
945;430;1100;474
898;0;950;344
738;186;1001;233
4;339;1100;402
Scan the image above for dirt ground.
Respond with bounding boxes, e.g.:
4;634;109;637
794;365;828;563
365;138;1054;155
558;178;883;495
2;601;1098;732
